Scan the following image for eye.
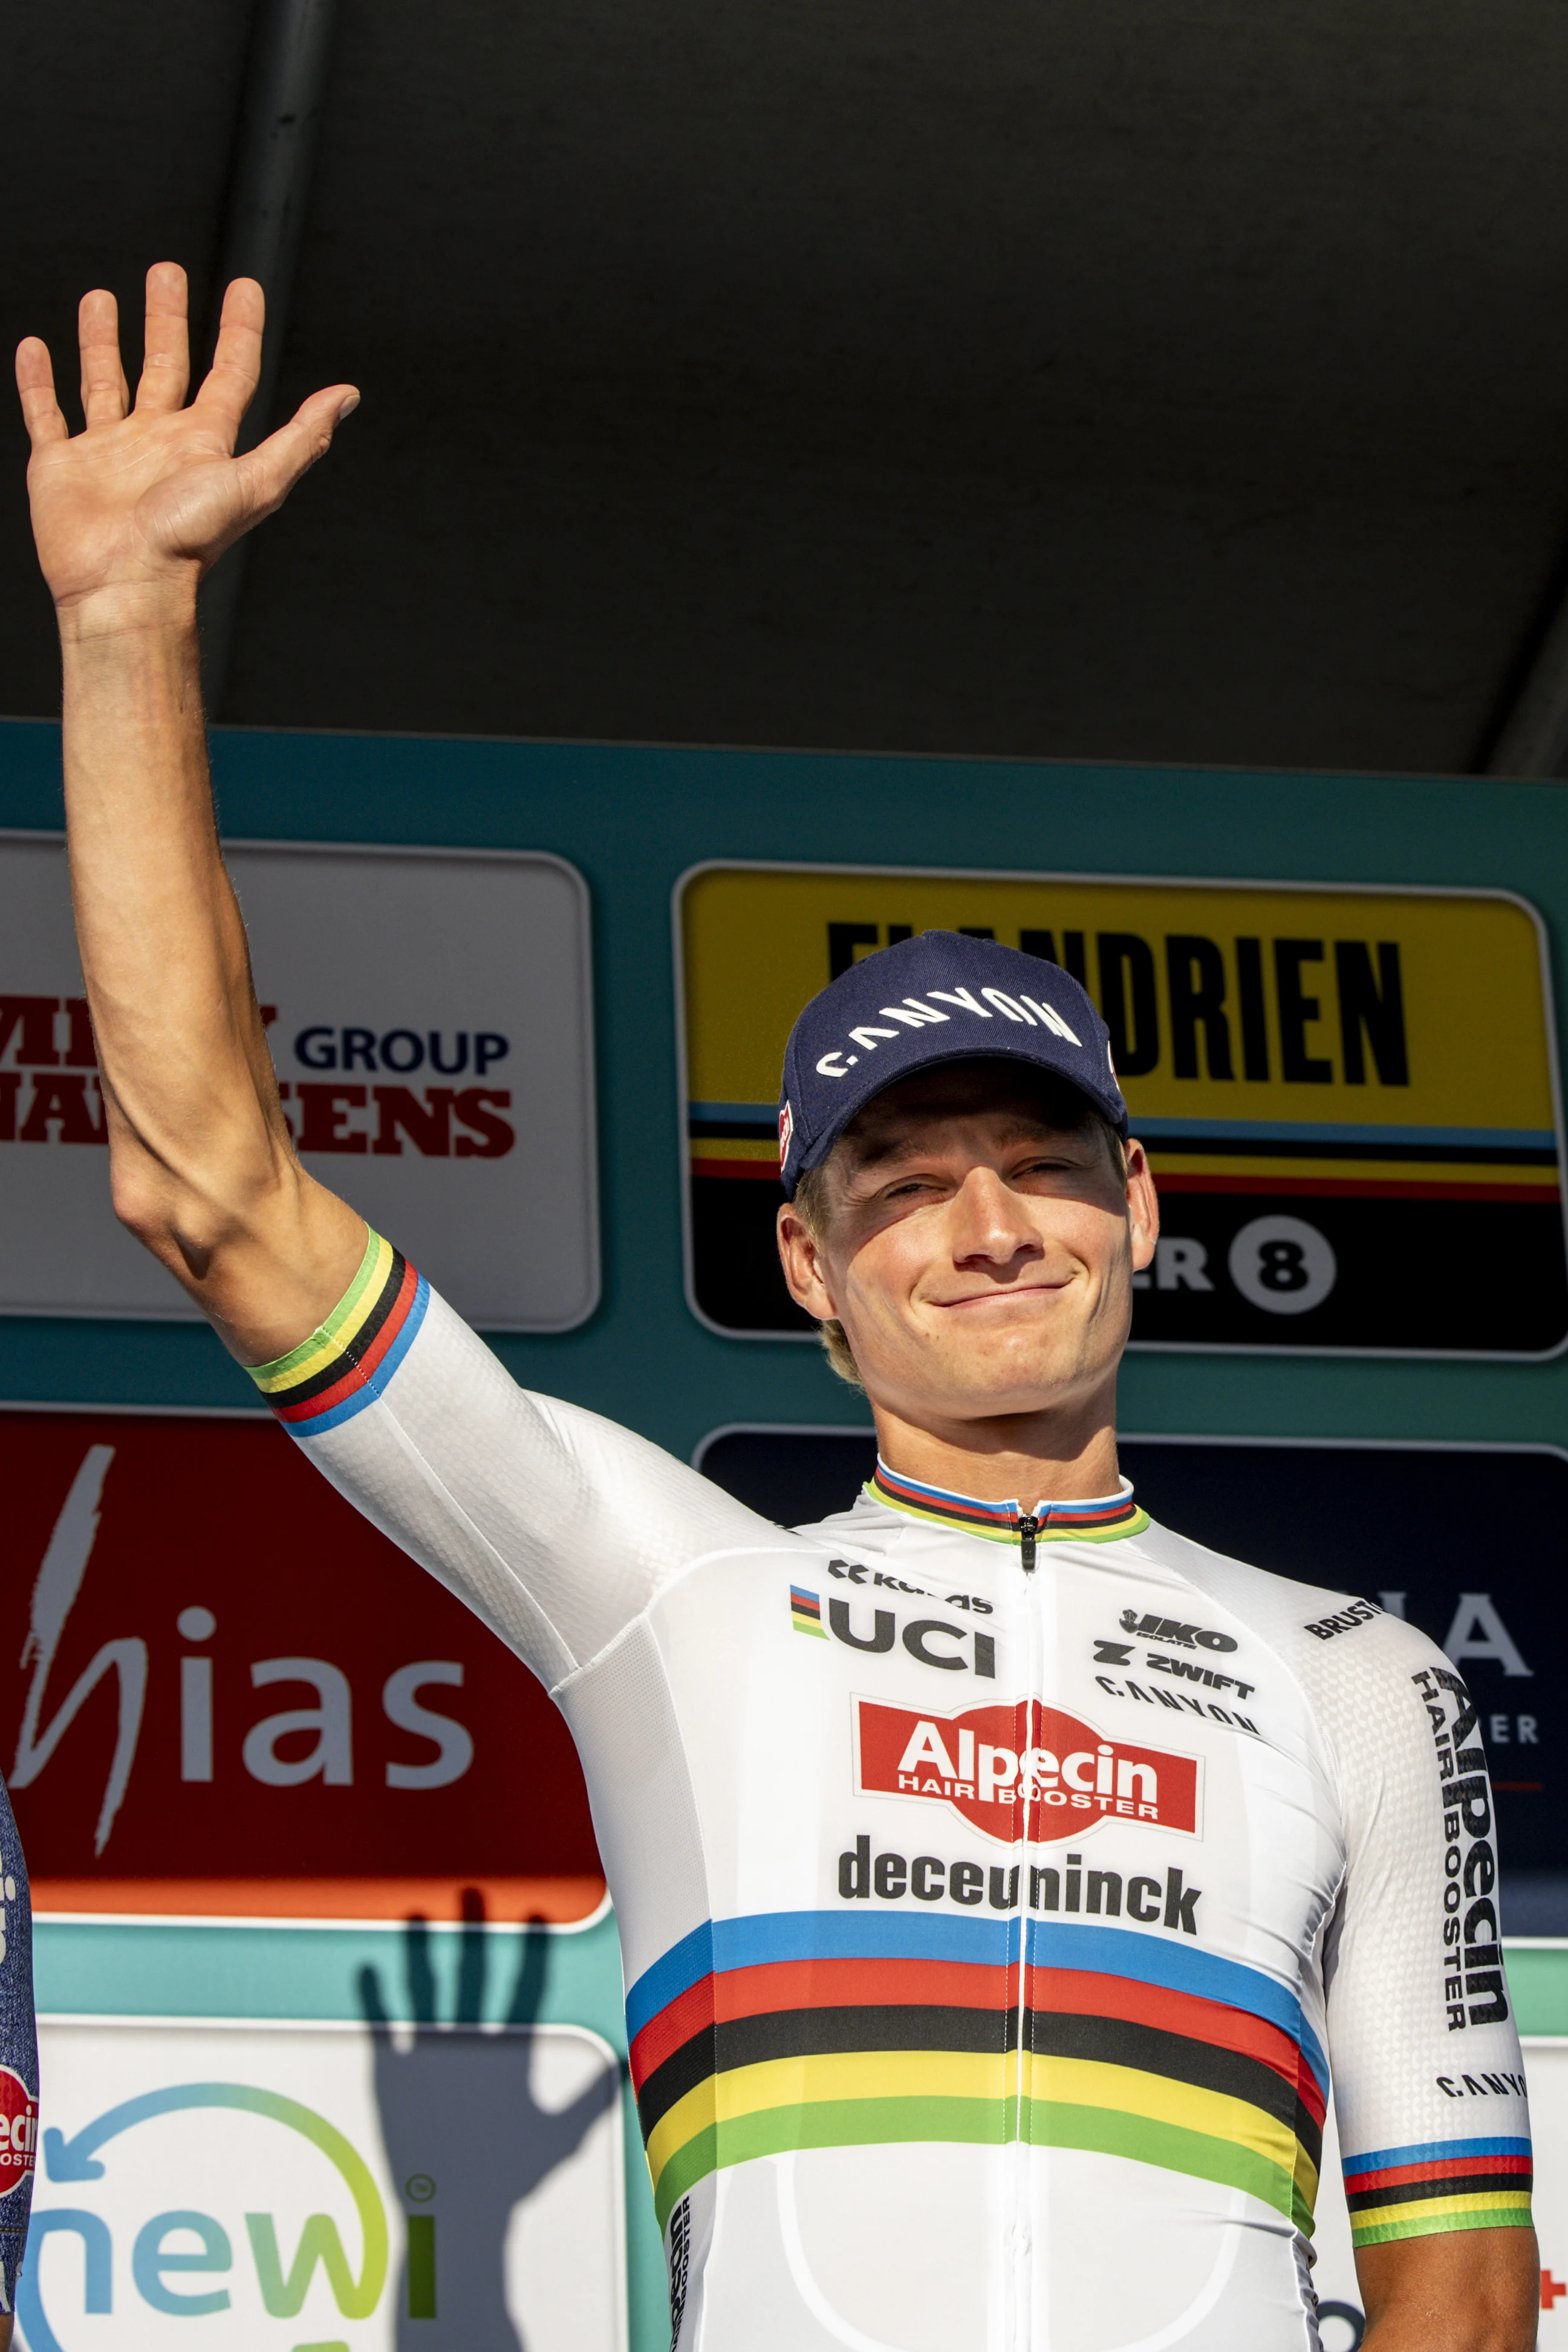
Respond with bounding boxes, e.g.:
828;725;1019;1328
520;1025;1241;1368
879;1173;946;1204
1015;1149;1080;1176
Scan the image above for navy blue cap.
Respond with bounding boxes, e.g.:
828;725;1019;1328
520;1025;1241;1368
777;930;1126;1197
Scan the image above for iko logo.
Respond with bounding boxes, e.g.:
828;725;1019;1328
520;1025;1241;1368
1116;1609;1237;1654
854;1698;1200;1845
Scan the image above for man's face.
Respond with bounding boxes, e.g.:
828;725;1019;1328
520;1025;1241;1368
776;1061;1159;1428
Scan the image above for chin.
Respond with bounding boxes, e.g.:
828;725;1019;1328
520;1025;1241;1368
916;1343;1079;1419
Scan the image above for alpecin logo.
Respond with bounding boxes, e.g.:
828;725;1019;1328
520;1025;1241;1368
0;2065;37;2198
855;1697;1200;1845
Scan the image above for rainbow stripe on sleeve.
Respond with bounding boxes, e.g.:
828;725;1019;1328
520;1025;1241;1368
245;1226;428;1438
627;1911;1326;2233
1342;2135;1532;2246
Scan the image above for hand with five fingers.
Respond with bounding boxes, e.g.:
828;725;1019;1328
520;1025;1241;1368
14;261;357;636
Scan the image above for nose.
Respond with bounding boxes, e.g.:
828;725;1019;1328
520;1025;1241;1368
946;1164;1044;1271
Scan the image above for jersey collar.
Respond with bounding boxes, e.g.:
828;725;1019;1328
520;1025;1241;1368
867;1458;1150;1545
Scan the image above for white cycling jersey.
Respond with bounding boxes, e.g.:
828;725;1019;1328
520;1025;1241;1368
250;1231;1532;2352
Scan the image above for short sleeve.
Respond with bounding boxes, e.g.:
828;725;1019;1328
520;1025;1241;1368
1319;1623;1533;2249
244;1228;776;1686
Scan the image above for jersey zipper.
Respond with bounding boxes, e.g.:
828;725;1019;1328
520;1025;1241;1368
1012;1506;1044;2347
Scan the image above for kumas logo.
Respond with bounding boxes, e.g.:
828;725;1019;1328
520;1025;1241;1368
778;1098;793;1168
855;1698;1200;1845
0;2065;37;2197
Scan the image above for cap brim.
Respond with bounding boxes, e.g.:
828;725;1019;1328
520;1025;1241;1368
790;1042;1128;1190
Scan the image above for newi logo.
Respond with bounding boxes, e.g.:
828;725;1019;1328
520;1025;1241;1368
23;2014;626;2349
854;1697;1201;1844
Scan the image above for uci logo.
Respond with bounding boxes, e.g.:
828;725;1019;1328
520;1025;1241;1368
791;1583;995;1677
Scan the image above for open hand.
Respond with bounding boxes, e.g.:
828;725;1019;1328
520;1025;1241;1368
15;261;357;633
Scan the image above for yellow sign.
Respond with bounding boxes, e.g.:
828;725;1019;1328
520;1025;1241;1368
677;864;1566;1355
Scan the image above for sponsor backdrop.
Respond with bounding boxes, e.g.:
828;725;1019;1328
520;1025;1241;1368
0;838;597;1331
679;864;1567;1354
1;1412;602;1917
2;720;1568;2347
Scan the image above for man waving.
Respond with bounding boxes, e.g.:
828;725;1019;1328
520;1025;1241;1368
17;268;1538;2351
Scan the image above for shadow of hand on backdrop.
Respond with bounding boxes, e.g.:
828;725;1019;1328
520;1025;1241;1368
357;1889;623;2350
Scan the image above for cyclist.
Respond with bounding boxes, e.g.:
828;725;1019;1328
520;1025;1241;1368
16;267;1538;2351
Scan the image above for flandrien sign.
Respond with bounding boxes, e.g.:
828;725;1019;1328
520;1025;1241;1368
677;863;1568;1356
0;836;599;1331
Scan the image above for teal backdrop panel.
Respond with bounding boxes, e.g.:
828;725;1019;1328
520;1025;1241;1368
1;715;1566;1453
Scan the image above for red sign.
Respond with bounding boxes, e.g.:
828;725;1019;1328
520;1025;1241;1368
855;1698;1200;1844
0;1411;602;1920
0;2066;34;2203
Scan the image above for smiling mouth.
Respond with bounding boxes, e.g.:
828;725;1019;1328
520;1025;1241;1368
936;1282;1074;1309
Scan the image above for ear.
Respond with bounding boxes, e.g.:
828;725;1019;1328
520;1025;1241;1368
1124;1139;1159;1277
776;1204;841;1323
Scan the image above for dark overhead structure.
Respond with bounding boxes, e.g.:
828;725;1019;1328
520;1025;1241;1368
7;0;1568;772
1484;572;1568;779
197;0;342;708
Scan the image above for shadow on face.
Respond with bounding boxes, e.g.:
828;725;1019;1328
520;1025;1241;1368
830;1058;1125;1199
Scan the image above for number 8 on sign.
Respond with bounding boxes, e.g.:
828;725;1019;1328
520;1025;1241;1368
1228;1214;1338;1315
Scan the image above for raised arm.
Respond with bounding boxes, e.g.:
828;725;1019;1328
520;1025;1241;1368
16;263;365;1361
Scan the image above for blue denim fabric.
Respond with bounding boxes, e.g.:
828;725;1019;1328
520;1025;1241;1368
0;1776;35;2318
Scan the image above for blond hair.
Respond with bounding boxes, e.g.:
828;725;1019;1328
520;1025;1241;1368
792;1160;865;1388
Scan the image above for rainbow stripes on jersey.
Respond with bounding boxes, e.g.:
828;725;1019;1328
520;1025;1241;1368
868;1461;1149;1545
1342;2135;1532;2246
627;1910;1325;2233
790;1586;827;1638
246;1226;427;1437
